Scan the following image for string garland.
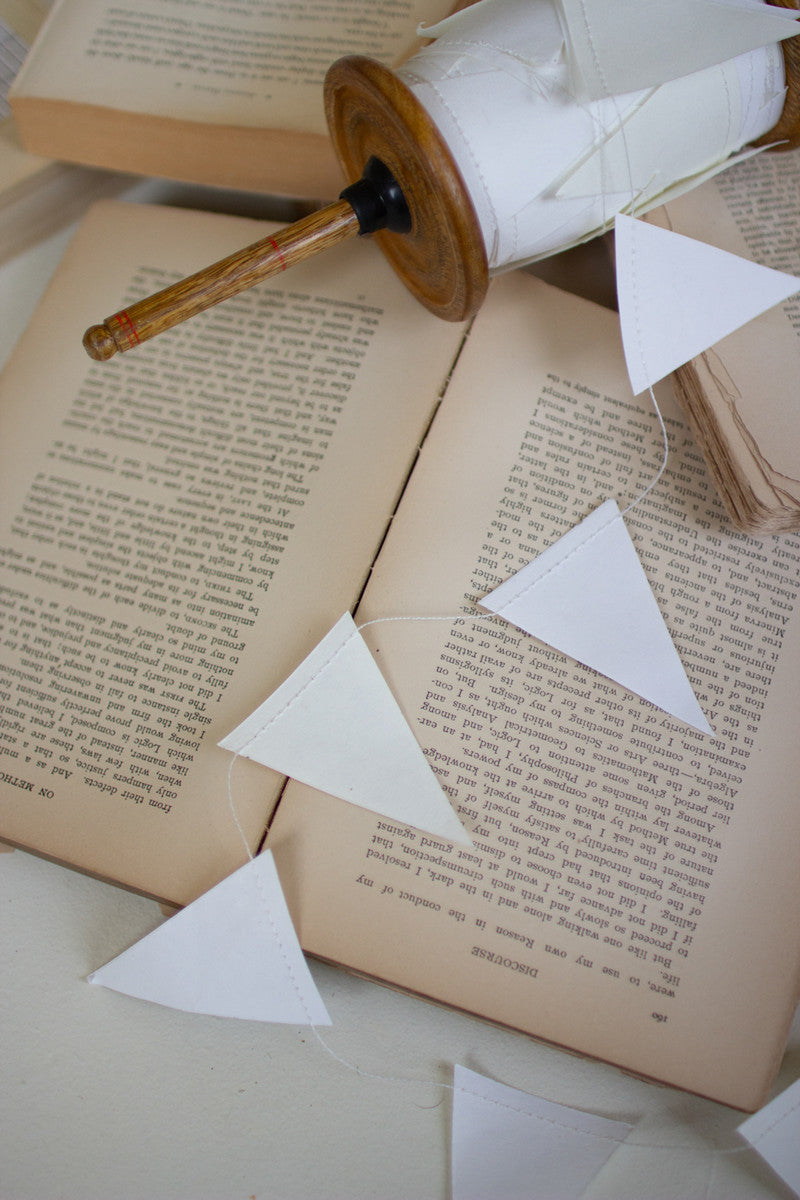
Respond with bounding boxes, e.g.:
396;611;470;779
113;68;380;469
220;0;796;1185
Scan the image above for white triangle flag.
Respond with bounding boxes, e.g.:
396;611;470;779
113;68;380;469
220;613;471;846
451;1065;633;1200
480;499;712;733
557;0;800;100
738;1077;800;1196
88;851;331;1024
615;213;800;395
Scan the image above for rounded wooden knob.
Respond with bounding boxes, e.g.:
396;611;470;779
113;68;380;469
324;55;489;322
83;324;120;361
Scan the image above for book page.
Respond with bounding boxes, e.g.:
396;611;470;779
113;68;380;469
0;199;466;905
267;270;800;1109
11;0;457;132
647;150;800;529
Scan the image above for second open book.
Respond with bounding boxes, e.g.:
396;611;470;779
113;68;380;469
8;0;458;197
1;187;799;1113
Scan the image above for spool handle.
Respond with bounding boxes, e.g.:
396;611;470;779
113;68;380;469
82;157;410;361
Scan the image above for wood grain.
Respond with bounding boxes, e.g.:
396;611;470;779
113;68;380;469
325;55;488;322
83;199;360;359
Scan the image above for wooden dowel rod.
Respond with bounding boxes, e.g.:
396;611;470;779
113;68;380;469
83;199;361;361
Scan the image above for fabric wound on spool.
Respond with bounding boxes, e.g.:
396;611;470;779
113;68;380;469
402;0;788;270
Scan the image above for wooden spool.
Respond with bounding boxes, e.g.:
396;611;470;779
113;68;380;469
83;19;800;361
757;0;800;149
323;55;488;322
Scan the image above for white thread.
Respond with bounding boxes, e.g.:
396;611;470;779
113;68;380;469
568;0;672;514
228;843;761;1155
571;0;675;514
622;389;670;514
226;751;254;860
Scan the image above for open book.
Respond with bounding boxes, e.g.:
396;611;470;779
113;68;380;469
647;146;800;535
2;199;800;1113
8;0;458;198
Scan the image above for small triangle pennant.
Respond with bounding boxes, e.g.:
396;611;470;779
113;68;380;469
451;1065;633;1200
738;1077;800;1197
88;851;331;1024
615;213;800;395
479;499;712;733
220;613;472;846
557;0;800;100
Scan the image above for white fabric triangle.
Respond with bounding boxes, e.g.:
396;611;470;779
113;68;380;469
616;213;800;394
557;0;800;100
738;1077;800;1196
451;1065;633;1200
88;851;331;1024
480;499;712;733
220;613;471;846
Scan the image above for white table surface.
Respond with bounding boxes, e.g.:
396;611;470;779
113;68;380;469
1;179;798;1200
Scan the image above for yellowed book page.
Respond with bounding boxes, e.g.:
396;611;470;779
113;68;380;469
651;152;800;507
10;0;457;133
268;270;800;1110
0;199;466;905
